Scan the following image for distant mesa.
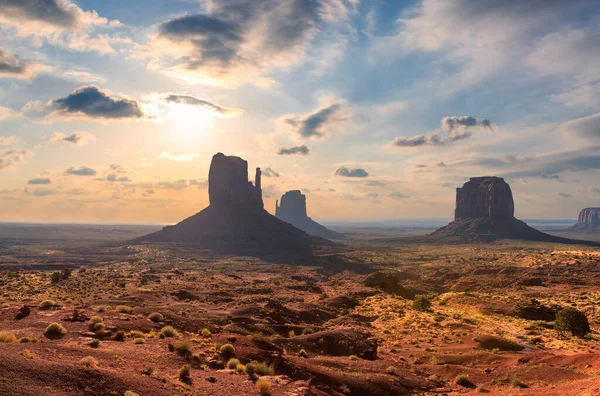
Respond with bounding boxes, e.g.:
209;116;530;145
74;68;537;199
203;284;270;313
431;176;577;243
135;153;329;261
567;208;600;233
275;190;341;239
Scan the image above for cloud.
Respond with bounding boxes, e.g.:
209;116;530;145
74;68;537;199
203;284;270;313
277;145;310;155
0;136;15;146
28;178;51;185
365;180;385;187
0;106;18;120
0;47;32;79
342;193;360;201
559;192;573;199
392;116;492;148
559;112;600;142
189;179;208;188
551;81;600;109
162;94;241;117
0;149;32;170
63;69;105;83
65;166;97;176
142;0;356;85
106;174;131;182
24;86;145;121
389;192;408;200
283;103;349;138
0;0;119;54
50;131;96;146
155;179;188;190
158;151;200;162
32;188;57;197
334;167;369;178
262;167;280;178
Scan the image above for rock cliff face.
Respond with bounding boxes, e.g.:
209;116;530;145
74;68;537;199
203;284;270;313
208;153;263;209
455;177;514;220
432;176;577;243
136;153;328;261
567;208;600;233
275;190;340;239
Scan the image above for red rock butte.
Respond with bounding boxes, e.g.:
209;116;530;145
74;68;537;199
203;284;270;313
134;153;329;261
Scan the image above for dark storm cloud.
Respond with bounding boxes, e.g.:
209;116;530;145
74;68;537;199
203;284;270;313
49;86;144;120
65;166;97;176
0;47;29;77
441;116;492;133
262;167;280;177
28;178;51;185
0;0;81;29
285;103;344;138
334;167;369;178
277;145;310;155
163;94;240;116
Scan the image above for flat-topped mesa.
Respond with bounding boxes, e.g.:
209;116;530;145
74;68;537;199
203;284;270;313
208;152;263;209
454;176;514;220
578;208;600;225
275;190;340;239
276;190;307;221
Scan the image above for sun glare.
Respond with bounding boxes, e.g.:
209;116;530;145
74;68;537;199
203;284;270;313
168;104;217;141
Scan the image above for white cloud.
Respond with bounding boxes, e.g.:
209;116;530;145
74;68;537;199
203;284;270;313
158;151;200;162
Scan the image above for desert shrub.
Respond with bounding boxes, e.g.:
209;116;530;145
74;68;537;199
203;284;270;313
80;356;98;368
554;307;590;337
160;326;177;338
301;328;314;335
256;379;271;396
288;330;296;337
90;316;103;324
236;364;247;373
175;342;190;355
51;271;61;284
200;328;211;337
93;322;105;332
298;349;308;358
19;337;38;343
455;374;474;387
116;305;134;314
510;374;527;388
39;300;55;310
148;312;163;323
252;332;274;345
44;322;67;337
227;358;241;369
134;338;146;345
386;366;397;375
246;361;274;376
124;392;139;396
412;296;432;312
20;349;35;359
476;336;524;351
61;268;72;280
178;364;191;380
114;330;126;341
89;339;100;348
0;332;17;343
219;343;236;358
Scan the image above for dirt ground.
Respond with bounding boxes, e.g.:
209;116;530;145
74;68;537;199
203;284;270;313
1;225;599;395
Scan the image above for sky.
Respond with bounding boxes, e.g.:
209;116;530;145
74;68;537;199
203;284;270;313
1;0;600;224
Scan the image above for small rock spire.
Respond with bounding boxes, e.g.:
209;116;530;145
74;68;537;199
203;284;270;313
255;167;262;191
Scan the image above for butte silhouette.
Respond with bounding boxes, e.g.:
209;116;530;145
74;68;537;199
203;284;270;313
431;176;578;243
135;153;328;261
567;208;600;233
275;190;341;239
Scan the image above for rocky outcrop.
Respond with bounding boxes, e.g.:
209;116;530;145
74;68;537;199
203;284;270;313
209;153;263;209
275;190;341;239
432;176;580;243
568;208;600;233
135;153;329;262
455;177;514;220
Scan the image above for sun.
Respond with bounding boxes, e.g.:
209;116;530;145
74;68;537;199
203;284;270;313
168;104;217;141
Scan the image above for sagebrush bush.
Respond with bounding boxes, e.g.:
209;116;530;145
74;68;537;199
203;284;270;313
200;328;211;337
116;305;134;314
175;342;190;355
179;364;191;380
0;332;17;343
554;307;590;337
227;358;240;369
44;322;67;337
160;326;177;338
246;361;274;376
39;300;55;310
134;338;145;345
148;312;163;323
455;374;474;387
219;343;236;358
256;379;271;396
80;356;98;368
412;296;432;312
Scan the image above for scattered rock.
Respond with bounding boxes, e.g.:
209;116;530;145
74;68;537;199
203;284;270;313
15;305;30;320
363;271;416;299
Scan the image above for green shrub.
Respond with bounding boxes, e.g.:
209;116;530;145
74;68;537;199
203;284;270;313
246;361;274;376
134;338;146;345
39;300;55;310
44;322;67;337
179;364;191;380
256;379;271;396
116;305;134;314
219;343;236;358
148;312;163;323
0;332;17;343
412;296;432;312
90;316;103;324
227;358;240;369
554;307;590;337
80;356;98;368
175;342;190;355
455;374;474;387
200;328;211;337
160;326;177;338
